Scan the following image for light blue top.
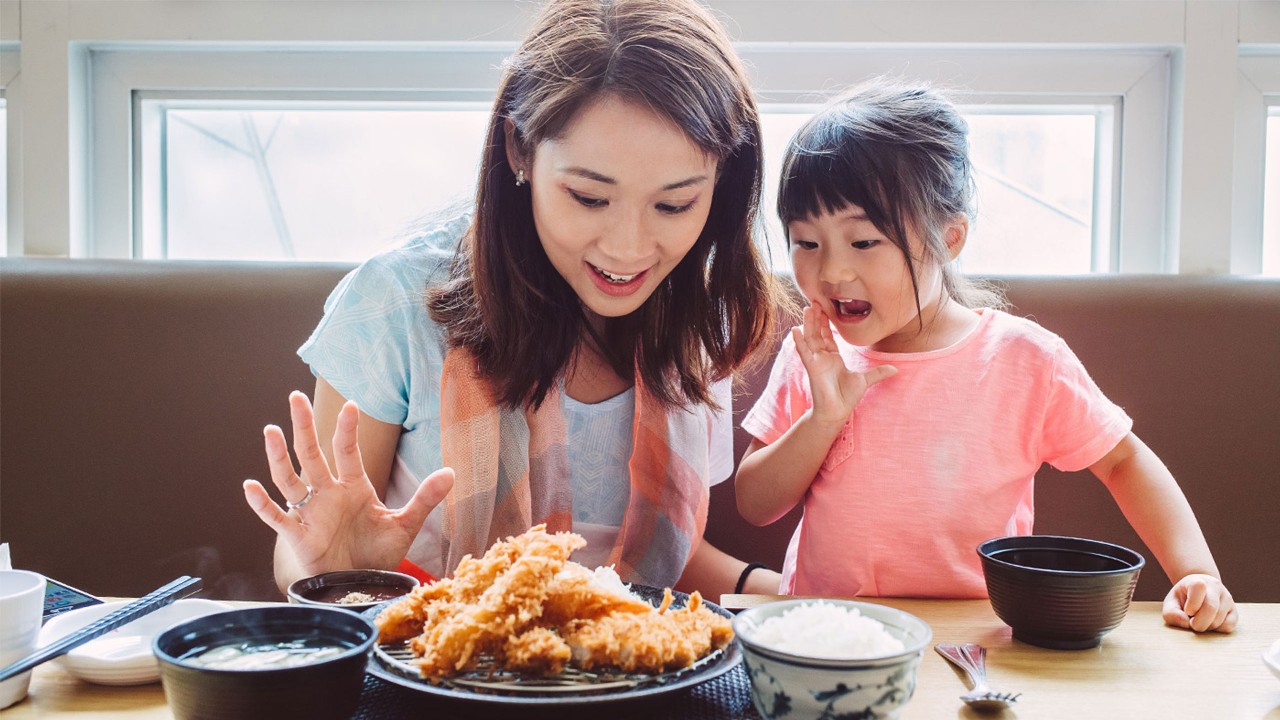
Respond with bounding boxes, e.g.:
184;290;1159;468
298;213;732;576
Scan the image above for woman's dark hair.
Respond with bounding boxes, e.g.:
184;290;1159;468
429;0;777;410
777;80;1003;314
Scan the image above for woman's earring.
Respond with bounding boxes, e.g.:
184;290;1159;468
515;169;526;187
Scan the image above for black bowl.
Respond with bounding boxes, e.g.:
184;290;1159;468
287;569;419;612
978;535;1145;650
153;606;376;720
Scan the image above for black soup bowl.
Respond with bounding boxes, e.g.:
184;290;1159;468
978;535;1145;650
153;606;376;720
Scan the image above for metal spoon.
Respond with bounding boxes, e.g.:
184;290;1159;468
935;642;1021;711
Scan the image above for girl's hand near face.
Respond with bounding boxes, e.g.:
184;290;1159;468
242;391;454;582
1162;573;1238;633
793;304;897;427
735;305;898;526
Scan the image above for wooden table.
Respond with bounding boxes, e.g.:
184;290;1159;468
8;599;1280;718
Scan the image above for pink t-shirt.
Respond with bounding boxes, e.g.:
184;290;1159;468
741;309;1132;598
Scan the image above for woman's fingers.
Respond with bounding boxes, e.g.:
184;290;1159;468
288;390;336;490
242;479;298;537
330;401;367;484
395;467;455;534
263;424;309;503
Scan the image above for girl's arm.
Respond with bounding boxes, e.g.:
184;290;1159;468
735;419;843;526
736;307;897;526
1089;432;1237;633
675;536;783;599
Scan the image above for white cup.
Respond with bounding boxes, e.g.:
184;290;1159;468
0;570;47;709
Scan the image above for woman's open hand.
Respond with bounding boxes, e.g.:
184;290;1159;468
1162;573;1238;633
241;391;454;577
793;305;897;427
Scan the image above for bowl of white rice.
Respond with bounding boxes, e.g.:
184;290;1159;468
731;599;931;720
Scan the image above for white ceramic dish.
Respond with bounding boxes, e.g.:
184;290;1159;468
37;599;231;685
1264;638;1280;682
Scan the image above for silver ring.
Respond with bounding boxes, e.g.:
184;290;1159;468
286;486;314;511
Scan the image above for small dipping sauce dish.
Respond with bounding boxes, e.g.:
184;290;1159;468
287;569;419;612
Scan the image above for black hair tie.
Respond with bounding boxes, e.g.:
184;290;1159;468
734;562;771;595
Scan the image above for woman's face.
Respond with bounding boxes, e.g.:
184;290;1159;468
514;95;718;318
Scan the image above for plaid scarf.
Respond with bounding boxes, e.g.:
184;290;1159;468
438;347;711;587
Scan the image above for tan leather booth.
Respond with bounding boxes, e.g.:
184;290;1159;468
2;258;1278;602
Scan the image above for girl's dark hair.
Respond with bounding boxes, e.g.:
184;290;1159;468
429;0;777;410
777;80;1003;313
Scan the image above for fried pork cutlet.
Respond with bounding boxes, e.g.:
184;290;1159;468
411;528;585;677
560;589;733;674
372;525;734;681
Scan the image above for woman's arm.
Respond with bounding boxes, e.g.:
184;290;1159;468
1089;432;1237;633
675;536;782;601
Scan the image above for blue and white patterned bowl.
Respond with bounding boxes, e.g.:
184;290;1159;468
732;599;932;720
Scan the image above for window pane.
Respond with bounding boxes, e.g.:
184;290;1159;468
162;107;489;261
1;102;7;255
759;110;816;270
758;110;1100;276
1264;112;1280;277
965;114;1097;275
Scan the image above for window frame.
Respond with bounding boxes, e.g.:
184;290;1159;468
90;44;1171;272
1234;52;1280;275
1;42;17;255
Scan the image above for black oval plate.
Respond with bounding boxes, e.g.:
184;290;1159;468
361;584;741;708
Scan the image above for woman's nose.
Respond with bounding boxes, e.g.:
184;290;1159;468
598;212;653;264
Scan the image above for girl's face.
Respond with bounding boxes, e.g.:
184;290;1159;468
513;95;718;318
788;205;957;353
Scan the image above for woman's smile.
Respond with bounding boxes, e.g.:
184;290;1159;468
587;261;650;296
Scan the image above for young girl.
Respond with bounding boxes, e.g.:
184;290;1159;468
735;81;1236;633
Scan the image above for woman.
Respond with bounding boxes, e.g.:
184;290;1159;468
242;0;785;598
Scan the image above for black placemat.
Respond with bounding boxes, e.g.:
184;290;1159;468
351;663;763;720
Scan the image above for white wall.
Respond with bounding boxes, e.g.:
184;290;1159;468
3;0;1279;272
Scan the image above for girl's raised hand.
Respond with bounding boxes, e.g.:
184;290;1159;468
1162;573;1238;633
241;391;454;577
792;304;897;427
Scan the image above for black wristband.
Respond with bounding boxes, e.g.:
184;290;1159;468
734;562;770;595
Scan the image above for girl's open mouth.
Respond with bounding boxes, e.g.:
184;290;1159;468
831;298;872;321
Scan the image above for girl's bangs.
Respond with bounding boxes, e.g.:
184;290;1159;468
778;123;883;230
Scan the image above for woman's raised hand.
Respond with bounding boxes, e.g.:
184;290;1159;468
242;391;454;577
793;304;897;427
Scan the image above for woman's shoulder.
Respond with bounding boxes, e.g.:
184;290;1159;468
361;211;471;287
333;212;470;305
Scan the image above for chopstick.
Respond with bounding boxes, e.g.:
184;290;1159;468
0;575;203;682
